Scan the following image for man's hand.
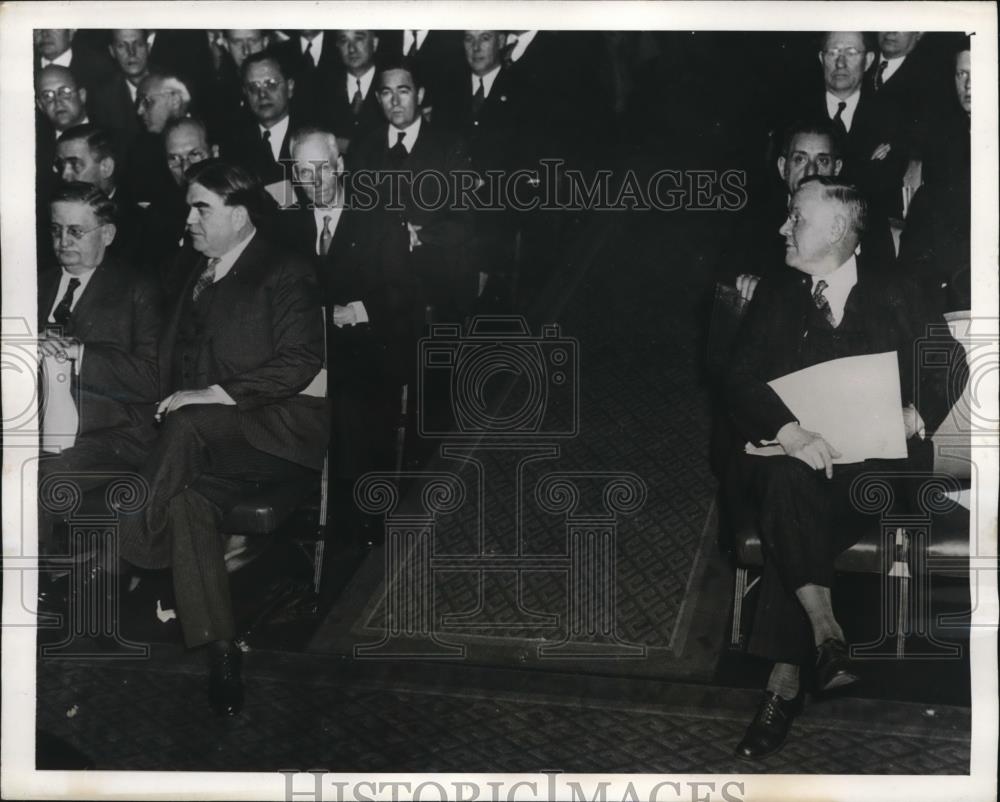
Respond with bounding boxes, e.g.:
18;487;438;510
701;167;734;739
332;304;358;328
155;386;235;421
38;335;81;361
407;222;423;252
775;421;842;479
736;273;761;303
869;143;892;161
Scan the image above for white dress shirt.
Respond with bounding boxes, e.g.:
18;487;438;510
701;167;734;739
386;115;422;152
471;65;501;98
259;114;290;162
402;30;429;54
313;206;343;255
345;65;376;100
879;54;906;84
48;266;97;324
126;79;139;104
41;48;73;69
209;228;255;284
506;31;538;63
825;89;861;133
812;253;858;328
302;31;324;61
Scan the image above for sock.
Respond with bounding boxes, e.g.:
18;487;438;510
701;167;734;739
795;583;844;646
766;662;800;700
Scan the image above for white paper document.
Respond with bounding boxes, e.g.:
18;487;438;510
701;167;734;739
751;351;908;465
40;352;79;453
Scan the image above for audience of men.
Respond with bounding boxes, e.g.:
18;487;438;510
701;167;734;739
726;177;963;760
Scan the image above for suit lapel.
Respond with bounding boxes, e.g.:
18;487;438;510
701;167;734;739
65;263;109;340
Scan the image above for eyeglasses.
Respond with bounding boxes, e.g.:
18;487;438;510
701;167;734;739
166;150;210;169
52;157;85;174
50;223;105;241
137;91;177;110
37;86;78;103
291;163;335;183
244;78;285;94
822;47;865;61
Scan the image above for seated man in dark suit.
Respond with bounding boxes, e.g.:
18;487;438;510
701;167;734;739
378;30;465;120
54;124;149;267
224;51;302;186
726;177;960;760
89;29;151;161
352;60;475;326
319;30;385;154
38;182;161;549
113;160;327;717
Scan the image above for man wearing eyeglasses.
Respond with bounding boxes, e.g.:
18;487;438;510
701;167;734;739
33;28;115;97
226;51;303;187
790;32;905;228
37;182;162;551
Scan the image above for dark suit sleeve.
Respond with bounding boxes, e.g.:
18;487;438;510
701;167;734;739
217;258;325;408
78;275;161;404
724;278;800;444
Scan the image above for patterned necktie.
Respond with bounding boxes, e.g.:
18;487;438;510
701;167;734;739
875;59;888;90
350;78;364;116
832;101;848;136
52;277;81;326
192;257;220;302
319;215;333;256
812;279;837;328
389;130;408;162
471;76;485;116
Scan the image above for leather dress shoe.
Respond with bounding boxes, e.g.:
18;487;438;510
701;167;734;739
815;637;859;692
735;690;803;761
208;643;244;717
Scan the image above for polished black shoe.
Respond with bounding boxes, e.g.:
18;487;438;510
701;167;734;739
815;637;859;692
208;643;244;717
735;691;803;761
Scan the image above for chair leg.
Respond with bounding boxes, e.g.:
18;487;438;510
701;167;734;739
731;566;749;648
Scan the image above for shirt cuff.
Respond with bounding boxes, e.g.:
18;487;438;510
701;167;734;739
74;343;84;375
348;300;369;324
208;384;236;405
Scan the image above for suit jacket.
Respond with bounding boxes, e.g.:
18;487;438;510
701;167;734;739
160;234;328;470
223;114;299;187
351;122;477;321
38;256;162;446
378;30;466;115
318;69;385;150
35;44;116;96
274;33;341;122
725;255;962;448
89;74;141;159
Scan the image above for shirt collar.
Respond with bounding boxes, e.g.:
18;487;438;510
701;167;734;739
472;65;502;97
811;253;858;325
50;265;98;321
508;31;537;63
259;114;290;158
404;30;428;52
42;48;73;69
346;65;376;98
302;31;324;56
211;228;256;282
387;115;422;152
825;89;861;130
879;54;906;83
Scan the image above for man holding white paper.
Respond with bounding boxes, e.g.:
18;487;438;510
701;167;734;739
725;176;961;760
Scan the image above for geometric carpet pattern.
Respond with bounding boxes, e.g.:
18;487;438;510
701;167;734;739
36;654;970;774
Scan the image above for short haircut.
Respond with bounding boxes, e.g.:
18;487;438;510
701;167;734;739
109;28;149;44
185;159;273;225
818;31;878;53
144;71;192;104
954;34;972;60
378;58;423;91
240;49;290;82
163;115;213;146
289;125;338;157
799;175;868;236
49;181;117;225
779;118;844;162
57;123;117;163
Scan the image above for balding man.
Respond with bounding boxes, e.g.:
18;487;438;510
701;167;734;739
725;177;961;760
33;28;114;95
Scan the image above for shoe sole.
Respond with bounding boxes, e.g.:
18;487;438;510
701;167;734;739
820;671;860;692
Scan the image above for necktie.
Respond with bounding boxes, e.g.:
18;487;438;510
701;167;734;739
875;59;888;91
303;40;315;69
261;128;274;162
319;215;333;256
406;30;418;57
471;76;485;116
812;279;837;328
832;101;848;136
192;257;220;302
52;277;81;326
350;78;364;116
390;130;408;162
